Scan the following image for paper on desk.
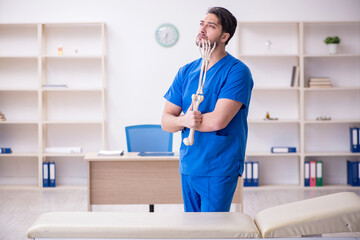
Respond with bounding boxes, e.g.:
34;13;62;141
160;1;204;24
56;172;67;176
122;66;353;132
97;150;124;156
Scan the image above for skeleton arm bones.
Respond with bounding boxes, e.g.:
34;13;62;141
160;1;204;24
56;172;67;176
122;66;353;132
183;40;215;145
161;97;242;133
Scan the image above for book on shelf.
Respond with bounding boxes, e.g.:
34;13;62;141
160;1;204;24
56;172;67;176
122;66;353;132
290;66;300;87
97;150;124;156
309;77;331;82
45;147;82;154
305;160;323;187
243;161;259;187
347;160;360;186
42;84;68;88
350;127;360;153
0;148;12;154
271;147;296;153
308;77;332;88
309;83;332;88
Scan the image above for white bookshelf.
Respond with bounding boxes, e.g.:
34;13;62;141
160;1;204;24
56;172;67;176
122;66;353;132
0;23;106;189
239;21;360;188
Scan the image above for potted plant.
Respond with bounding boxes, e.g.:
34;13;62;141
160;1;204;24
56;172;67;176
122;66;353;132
323;36;341;54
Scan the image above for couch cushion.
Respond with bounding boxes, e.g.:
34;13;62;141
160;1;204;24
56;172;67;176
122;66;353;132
254;192;360;238
27;211;261;239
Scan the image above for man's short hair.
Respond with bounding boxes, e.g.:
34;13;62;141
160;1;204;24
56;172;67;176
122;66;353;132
207;7;237;45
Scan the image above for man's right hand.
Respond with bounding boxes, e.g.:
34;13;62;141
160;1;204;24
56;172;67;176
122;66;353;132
161;101;202;133
183;102;202;129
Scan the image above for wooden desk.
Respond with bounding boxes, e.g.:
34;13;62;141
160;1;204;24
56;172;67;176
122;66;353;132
85;152;243;211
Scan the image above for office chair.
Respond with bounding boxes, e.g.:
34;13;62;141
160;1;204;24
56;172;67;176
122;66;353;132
125;124;173;152
125;124;173;213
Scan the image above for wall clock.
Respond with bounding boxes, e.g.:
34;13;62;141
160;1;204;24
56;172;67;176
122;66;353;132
155;23;179;47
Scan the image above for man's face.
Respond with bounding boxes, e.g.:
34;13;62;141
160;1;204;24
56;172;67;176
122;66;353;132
196;13;223;48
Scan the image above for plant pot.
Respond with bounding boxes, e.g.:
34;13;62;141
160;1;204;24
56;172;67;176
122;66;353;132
328;43;339;54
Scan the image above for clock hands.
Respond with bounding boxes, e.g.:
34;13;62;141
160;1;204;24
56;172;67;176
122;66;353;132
156;24;178;47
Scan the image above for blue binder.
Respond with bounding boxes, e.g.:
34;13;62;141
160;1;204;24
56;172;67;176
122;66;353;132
244;162;252;187
304;161;310;187
350;127;360;152
271;147;296;153
42;162;49;187
242;162;247;187
49;162;56;187
252;161;259;187
347;160;359;186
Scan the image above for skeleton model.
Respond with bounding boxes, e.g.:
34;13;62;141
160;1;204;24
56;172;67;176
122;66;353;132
183;39;216;146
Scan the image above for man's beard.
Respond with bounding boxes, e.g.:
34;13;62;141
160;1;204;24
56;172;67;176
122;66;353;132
196;35;220;49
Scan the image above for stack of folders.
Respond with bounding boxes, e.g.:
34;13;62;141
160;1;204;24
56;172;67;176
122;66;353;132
304;160;323;187
308;77;332;88
243;161;259;187
42;162;56;187
350;127;360;152
347;160;360;186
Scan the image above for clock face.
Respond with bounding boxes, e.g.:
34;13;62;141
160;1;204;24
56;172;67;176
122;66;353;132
155;24;179;47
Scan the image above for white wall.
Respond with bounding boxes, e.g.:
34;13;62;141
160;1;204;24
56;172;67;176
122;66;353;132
1;0;359;151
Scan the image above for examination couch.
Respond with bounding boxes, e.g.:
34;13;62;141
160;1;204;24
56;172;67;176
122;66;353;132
27;192;360;239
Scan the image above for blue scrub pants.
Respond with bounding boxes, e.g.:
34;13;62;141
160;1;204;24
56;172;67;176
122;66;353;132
181;174;238;212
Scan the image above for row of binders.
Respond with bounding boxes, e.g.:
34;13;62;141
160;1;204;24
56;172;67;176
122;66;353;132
0;148;12;154
347;160;360;186
350;127;360;152
304;160;322;187
42;162;56;187
243;161;259;187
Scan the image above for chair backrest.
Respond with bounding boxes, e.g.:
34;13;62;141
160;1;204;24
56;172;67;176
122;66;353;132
125;124;173;152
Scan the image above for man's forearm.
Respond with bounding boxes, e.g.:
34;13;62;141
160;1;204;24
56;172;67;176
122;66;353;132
196;99;243;133
162;112;217;134
195;111;223;132
161;113;185;133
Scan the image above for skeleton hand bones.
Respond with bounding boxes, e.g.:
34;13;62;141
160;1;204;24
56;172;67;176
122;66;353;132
183;39;216;146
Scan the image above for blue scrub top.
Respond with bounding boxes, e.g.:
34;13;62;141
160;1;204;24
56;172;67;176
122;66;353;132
164;53;253;177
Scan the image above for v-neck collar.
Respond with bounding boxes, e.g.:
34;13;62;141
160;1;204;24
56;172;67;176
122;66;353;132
206;52;229;72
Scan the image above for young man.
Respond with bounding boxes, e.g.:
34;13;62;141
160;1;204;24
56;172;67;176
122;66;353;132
161;7;253;212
